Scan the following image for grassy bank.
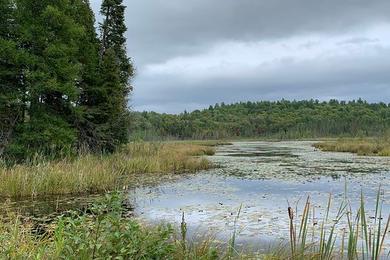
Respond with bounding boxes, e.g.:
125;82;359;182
0;142;215;199
314;138;390;156
1;191;389;259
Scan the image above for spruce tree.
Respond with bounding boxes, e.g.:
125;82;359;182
71;0;105;152
100;0;133;87
4;0;84;159
0;0;25;156
98;0;134;151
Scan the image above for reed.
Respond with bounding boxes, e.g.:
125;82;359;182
0;142;215;199
314;137;390;156
227;204;243;259
287;187;390;259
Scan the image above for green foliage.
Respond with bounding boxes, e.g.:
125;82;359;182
100;0;134;87
6;112;77;160
96;48;128;152
1;0;85;160
1;0;134;161
94;0;134;152
54;193;175;259
0;0;26;157
132;99;390;140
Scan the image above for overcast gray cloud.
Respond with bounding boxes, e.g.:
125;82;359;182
91;0;390;113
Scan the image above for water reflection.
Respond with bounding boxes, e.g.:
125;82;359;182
130;141;390;249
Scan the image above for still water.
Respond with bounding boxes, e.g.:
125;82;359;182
129;141;390;249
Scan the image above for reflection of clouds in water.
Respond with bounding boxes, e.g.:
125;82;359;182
130;141;390;250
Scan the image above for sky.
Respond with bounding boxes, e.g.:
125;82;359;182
91;0;390;114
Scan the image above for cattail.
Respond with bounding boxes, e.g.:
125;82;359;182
288;207;294;220
288;206;296;256
180;211;187;252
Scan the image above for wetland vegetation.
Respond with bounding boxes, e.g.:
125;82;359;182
1;190;389;259
314;137;390;156
0;142;215;198
2;141;388;259
1;0;390;259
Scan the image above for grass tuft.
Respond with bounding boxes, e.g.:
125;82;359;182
0;142;215;199
314;137;390;156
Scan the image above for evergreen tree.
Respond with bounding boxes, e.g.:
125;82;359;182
0;0;134;160
5;0;84;159
97;0;134;151
0;0;25;156
98;49;126;151
71;0;106;152
100;0;133;87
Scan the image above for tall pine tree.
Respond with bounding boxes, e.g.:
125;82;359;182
97;0;134;151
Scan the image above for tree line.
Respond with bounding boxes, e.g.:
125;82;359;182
130;99;390;140
0;0;133;161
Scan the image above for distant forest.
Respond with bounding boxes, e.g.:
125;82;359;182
130;99;390;140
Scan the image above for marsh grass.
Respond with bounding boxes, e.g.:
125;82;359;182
286;187;390;259
1;190;390;259
314;137;390;156
0;142;215;199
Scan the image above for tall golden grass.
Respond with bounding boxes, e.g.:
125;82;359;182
0;142;215;199
314;138;390;156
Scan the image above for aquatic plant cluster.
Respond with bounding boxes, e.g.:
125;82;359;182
1;191;389;259
314;137;390;156
284;191;390;259
0;142;215;198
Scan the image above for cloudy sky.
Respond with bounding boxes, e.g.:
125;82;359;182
91;0;390;113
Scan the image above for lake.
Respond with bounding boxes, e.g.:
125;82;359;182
128;141;390;251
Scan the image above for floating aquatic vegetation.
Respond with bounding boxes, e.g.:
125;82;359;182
131;141;390;252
